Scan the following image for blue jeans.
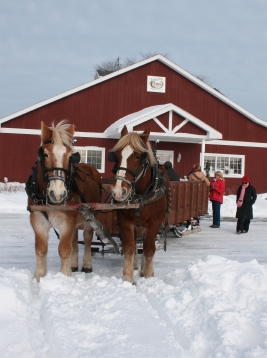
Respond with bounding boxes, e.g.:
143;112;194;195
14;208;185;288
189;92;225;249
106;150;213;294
212;200;221;227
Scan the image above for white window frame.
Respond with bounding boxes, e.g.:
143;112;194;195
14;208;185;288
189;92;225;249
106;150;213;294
74;146;105;173
202;153;245;178
156;150;174;165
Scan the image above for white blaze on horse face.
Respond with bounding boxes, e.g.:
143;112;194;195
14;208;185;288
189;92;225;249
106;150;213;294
48;145;68;203
113;145;133;201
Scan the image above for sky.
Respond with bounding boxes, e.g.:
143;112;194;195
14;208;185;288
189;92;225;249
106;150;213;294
0;188;267;357
0;0;266;121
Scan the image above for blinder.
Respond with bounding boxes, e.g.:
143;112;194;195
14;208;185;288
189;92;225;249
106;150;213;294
108;151;117;163
69;152;80;165
140;152;147;163
38;146;46;161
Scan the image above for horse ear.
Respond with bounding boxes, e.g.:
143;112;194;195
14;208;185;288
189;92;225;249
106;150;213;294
141;128;150;144
66;124;75;137
121;125;128;137
41;121;52;144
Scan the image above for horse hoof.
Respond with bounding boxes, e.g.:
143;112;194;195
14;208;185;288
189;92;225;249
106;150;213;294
81;267;93;273
71;267;78;272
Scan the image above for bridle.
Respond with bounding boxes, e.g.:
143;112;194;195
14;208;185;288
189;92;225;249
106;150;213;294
108;150;156;202
37;141;80;199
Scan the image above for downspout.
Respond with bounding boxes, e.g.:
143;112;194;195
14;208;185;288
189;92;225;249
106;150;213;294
201;139;205;170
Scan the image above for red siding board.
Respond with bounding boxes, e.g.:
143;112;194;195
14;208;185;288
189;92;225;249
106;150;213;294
1;59;267;193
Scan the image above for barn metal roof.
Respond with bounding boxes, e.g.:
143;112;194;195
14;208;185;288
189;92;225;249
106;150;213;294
1;54;266;128
104;103;222;143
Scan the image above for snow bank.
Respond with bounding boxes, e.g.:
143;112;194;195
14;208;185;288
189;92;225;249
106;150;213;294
0;268;47;357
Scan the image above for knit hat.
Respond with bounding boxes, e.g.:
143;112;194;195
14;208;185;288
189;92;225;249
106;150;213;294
164;161;172;169
242;175;249;183
192;163;201;171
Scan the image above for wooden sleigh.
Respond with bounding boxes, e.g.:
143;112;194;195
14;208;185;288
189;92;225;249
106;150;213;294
30;180;209;254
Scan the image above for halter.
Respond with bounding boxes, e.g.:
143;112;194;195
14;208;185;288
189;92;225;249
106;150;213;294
108;151;151;200
37;141;80;202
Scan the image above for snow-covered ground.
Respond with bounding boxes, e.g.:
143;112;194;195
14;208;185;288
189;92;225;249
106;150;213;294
0;189;267;358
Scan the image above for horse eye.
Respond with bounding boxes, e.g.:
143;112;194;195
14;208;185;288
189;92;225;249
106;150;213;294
134;154;141;160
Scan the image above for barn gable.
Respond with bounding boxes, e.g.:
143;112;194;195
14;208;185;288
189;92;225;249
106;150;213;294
1;54;266;129
104;103;222;143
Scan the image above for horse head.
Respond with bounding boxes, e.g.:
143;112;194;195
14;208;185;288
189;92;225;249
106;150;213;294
109;125;156;202
38;120;78;204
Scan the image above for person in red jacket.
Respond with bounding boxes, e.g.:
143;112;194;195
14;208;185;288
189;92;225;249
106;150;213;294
209;171;225;228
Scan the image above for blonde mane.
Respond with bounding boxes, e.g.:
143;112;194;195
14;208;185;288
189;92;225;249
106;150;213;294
111;132;156;166
49;120;73;149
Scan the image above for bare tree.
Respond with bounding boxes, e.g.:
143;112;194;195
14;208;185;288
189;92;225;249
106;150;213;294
94;57;122;77
94;52;170;78
123;55;137;67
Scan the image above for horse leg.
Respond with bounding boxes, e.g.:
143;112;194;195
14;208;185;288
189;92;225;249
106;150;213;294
71;228;79;272
140;226;158;278
81;221;94;273
58;218;76;276
119;221;136;283
30;212;51;282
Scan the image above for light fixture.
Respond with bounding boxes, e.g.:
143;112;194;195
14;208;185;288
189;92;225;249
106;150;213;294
177;152;181;163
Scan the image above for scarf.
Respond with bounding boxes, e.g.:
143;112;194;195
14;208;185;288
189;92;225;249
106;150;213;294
237;183;249;207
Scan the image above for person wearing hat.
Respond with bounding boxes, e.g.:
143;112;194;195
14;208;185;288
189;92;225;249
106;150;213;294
164;161;180;181
209;171;225;228
187;163;210;186
236;175;257;234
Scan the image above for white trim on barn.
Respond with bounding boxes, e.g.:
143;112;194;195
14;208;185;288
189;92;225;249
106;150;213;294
1;55;266;129
104;103;222;143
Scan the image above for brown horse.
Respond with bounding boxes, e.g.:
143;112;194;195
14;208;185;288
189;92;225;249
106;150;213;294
27;120;102;281
108;125;170;283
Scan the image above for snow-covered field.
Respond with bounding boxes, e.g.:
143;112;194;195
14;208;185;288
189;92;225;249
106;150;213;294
0;190;267;358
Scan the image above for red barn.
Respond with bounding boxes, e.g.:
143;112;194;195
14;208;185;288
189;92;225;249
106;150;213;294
1;55;267;193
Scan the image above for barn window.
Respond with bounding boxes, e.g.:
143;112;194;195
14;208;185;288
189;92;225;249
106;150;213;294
156;150;174;165
74;146;105;173
203;154;244;177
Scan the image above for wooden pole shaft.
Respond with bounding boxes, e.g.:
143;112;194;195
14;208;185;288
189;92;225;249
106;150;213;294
30;202;140;212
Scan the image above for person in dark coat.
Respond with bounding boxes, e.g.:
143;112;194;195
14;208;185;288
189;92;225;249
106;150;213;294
164;161;180;181
236;175;257;234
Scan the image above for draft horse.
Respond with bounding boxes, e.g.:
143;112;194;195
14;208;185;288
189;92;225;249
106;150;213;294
26;120;102;281
109;125;170;283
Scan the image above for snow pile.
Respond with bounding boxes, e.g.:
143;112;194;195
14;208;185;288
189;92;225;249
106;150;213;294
0;181;25;193
0;190;267;357
0;268;47;357
138;256;267;357
39;273;182;357
216;193;267;219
